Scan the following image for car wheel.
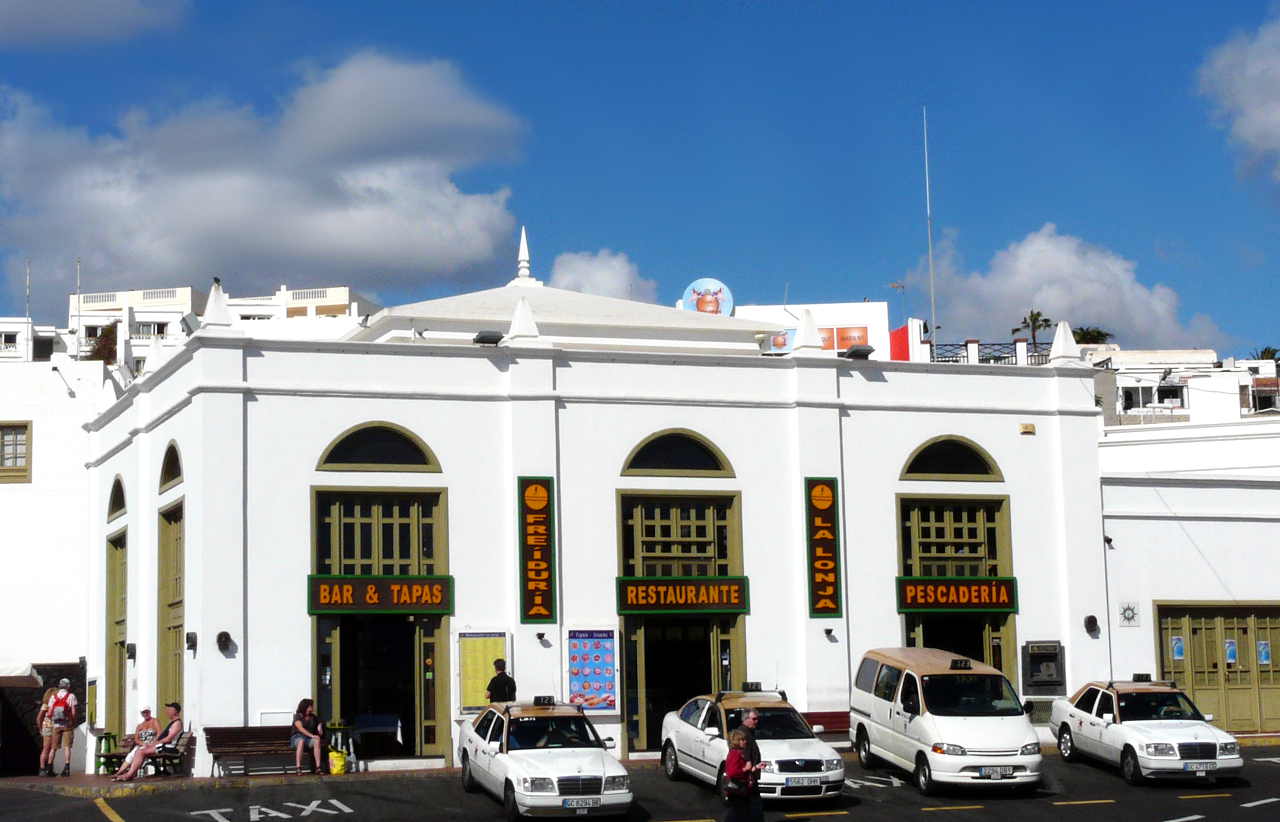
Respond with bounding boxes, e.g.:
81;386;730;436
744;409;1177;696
460;755;476;793
504;782;523;821
914;754;937;796
661;741;681;781
1121;747;1144;786
1057;725;1078;763
856;728;879;769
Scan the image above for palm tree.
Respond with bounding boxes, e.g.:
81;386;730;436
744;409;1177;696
1248;346;1278;361
1011;310;1054;348
1073;326;1115;344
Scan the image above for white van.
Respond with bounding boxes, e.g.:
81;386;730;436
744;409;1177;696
849;647;1042;795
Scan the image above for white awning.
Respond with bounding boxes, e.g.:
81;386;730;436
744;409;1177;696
0;661;43;688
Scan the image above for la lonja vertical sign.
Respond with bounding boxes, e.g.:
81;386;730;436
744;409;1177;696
805;477;842;618
518;477;557;623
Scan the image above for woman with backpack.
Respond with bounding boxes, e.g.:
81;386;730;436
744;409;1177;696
35;687;57;776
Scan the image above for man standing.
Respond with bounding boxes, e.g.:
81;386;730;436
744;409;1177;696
45;678;77;776
485;659;517;702
739;709;765;822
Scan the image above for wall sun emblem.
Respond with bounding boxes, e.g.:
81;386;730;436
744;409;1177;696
1119;602;1140;627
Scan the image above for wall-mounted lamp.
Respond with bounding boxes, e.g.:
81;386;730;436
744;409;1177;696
535;632;551;648
185;631;198;652
1083;615;1100;636
535;632;546;641
823;627;838;643
1104;536;1115;549
125;643;136;661
216;631;232;653
473;331;504;346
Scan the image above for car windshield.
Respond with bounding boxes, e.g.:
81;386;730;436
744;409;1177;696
1117;692;1204;722
506;715;603;750
921;674;1024;717
725;707;813;740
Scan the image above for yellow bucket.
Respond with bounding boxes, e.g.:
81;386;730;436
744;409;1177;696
328;749;347;775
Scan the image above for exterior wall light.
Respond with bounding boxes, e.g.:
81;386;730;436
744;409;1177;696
1083;615;1100;636
185;631;198;652
473;331;503;345
216;631;232;652
125;643;136;661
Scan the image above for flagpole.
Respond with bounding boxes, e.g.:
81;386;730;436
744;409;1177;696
923;106;937;350
75;257;81;360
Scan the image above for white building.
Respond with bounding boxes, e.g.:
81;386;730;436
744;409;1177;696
76;240;1110;775
1099;416;1280;734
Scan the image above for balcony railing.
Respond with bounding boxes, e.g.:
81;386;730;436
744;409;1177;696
932;343;968;363
930;340;1057;366
81;292;117;305
289;288;328;301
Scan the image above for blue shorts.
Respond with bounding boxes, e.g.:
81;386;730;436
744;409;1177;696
292;733;318;747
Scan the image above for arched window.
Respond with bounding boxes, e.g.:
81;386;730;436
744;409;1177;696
159;443;182;491
107;477;127;521
317;422;440;472
622;429;734;477
900;436;1002;482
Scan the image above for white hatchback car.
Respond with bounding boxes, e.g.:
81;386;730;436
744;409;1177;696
659;689;845;801
459;697;633;820
1050;679;1244;784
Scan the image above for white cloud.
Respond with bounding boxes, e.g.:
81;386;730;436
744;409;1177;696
548;249;657;302
911;224;1228;349
1200;15;1280;181
0;52;523;320
0;0;187;45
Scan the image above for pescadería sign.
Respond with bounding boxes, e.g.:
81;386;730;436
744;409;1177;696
308;574;454;615
616;576;750;615
896;576;1018;614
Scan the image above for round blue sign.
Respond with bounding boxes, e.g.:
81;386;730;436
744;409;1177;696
681;277;734;316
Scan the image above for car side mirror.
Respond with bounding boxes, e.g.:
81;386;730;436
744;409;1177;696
603;737;616;749
1101;713;1114;725
1022;700;1034;715
486;739;501;752
1204;713;1214;723
704;726;721;737
812;724;826;734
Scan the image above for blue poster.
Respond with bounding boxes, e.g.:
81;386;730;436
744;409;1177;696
1258;640;1271;666
567;630;617;712
1170;635;1185;661
1225;639;1238;665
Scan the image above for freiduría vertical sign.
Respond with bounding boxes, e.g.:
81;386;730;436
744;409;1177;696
805;477;842;618
518;477;557;623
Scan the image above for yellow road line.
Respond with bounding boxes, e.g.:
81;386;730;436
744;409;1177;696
784;812;849;819
94;798;126;822
1052;800;1117;805
921;806;984;812
1178;793;1232;799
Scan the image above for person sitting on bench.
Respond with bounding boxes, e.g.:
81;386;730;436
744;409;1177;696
291;698;326;774
114;702;182;781
111;706;161;778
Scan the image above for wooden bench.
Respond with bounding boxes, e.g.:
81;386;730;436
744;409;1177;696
149;731;194;776
205;725;315;776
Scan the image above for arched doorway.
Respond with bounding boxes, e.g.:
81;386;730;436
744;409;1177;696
311;422;451;760
617;429;746;752
897;436;1019;685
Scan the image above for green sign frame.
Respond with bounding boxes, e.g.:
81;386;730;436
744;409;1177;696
895;575;1019;614
308;574;455;615
616;575;750;615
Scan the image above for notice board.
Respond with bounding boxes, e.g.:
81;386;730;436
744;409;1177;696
458;632;507;713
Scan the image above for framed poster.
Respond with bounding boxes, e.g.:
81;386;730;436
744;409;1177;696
459;632;507;713
567;630;617;711
1259;640;1272;666
1170;635;1185;661
1225;639;1238;665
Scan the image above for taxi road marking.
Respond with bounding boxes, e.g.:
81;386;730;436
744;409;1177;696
921;806;984;812
1052;800;1116;805
1241;798;1280;808
94;798;126;822
1162;816;1205;822
1178;793;1231;799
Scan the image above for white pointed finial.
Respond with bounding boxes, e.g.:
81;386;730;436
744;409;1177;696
1048;319;1082;364
517;226;531;279
203;276;232;327
791;309;824;353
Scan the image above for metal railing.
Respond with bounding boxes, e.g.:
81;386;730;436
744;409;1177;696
141;288;178;301
977;342;1017;364
932;343;968;363
81;292;117;305
289;288;328;301
1028;343;1051;365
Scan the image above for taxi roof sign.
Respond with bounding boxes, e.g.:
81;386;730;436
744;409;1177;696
532;695;556;706
949;658;972;670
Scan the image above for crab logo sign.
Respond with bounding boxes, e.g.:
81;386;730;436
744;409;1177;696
681;277;734;316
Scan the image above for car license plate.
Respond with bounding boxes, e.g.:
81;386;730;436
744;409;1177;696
563;798;601;808
785;776;821;786
979;766;1015;779
1183;761;1218;772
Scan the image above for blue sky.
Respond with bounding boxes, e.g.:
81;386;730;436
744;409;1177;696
1;1;1278;354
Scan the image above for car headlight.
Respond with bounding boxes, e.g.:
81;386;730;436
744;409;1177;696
930;743;966;756
1020;742;1041;756
824;758;844;771
758;761;775;772
519;776;556;793
1218;742;1239;757
603;775;629;792
1142;743;1177;758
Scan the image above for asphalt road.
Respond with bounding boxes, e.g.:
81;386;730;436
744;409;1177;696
3;747;1279;822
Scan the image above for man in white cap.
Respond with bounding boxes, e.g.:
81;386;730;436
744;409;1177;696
45;678;77;776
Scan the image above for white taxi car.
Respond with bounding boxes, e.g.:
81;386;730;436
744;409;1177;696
659;687;845;801
1050;678;1244;784
459;697;633;819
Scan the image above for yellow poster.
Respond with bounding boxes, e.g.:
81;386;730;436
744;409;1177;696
459;632;507;712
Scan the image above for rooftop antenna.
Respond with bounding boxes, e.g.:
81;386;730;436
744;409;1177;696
782;281;799;321
24;258;31;319
74;257;82;360
25;258;32;362
922;106;937;346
